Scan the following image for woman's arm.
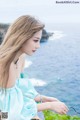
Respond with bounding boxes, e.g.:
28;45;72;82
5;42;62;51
37;102;50;111
35;95;69;114
37;101;69;114
34;94;60;103
41;95;60;102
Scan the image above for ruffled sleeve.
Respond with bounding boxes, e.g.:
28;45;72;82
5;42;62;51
16;78;38;119
17;77;39;99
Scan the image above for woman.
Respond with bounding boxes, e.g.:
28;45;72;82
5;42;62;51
0;15;68;120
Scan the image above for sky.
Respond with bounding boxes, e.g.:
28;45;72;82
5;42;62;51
0;0;80;23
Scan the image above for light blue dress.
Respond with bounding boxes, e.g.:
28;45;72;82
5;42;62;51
0;77;39;120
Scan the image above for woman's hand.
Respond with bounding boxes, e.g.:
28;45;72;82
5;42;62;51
48;101;69;114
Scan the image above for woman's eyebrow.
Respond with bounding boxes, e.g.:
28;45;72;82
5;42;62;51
34;37;40;39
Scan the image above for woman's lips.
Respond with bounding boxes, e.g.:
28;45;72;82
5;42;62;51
32;50;36;52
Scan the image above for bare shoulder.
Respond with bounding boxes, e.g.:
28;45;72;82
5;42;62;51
7;62;17;88
9;62;17;76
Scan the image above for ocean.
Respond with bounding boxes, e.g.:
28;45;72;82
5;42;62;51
24;23;80;116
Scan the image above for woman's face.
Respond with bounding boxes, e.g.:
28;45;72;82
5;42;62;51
21;30;42;55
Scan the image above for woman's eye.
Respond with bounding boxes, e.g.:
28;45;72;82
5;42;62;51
34;40;39;42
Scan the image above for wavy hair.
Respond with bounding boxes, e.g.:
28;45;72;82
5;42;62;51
0;15;44;88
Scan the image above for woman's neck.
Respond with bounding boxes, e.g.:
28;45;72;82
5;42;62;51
13;50;23;64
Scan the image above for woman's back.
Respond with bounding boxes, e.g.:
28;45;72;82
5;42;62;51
0;54;38;120
0;54;25;88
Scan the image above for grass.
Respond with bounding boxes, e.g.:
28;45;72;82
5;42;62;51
43;110;80;120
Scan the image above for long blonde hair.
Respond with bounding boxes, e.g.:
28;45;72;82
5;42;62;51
0;15;44;88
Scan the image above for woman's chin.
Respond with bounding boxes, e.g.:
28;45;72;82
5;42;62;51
26;53;33;56
24;51;35;56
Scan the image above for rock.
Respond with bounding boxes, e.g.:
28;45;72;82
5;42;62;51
0;23;9;44
40;29;53;42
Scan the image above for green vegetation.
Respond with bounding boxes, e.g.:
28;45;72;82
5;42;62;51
43;110;80;120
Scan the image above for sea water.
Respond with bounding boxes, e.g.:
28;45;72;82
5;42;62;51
24;23;80;116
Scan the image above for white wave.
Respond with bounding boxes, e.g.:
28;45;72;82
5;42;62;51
49;30;66;40
29;78;47;86
24;60;32;68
